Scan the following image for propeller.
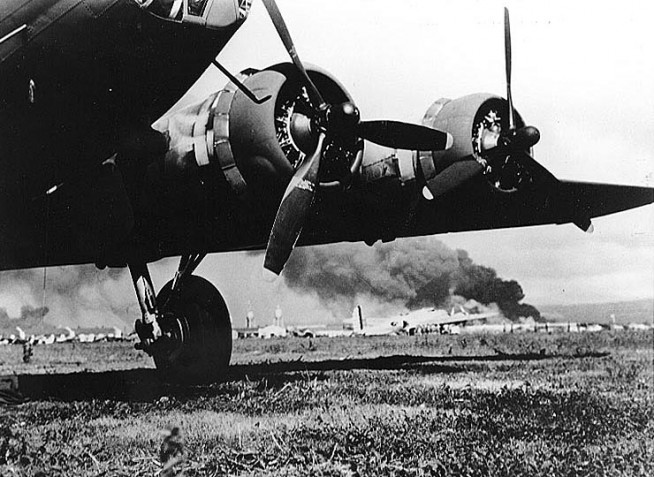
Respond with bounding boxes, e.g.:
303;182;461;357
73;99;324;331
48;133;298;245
261;0;452;275
491;7;591;232
421;8;592;232
504;7;515;131
496;7;542;162
263;133;325;275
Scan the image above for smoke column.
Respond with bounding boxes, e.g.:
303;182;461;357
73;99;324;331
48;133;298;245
283;237;459;316
0;265;133;334
0;237;540;334
284;238;540;320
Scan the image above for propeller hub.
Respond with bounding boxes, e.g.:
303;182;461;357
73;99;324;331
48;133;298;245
511;126;541;149
517;126;540;148
326;102;361;138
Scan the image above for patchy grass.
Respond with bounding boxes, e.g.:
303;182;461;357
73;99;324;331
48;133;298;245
0;331;652;476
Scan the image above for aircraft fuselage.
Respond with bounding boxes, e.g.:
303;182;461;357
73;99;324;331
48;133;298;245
0;0;240;269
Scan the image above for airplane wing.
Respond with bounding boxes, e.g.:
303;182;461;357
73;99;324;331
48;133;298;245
404;310;499;330
419;178;654;238
558;181;654;222
298;174;653;251
1;166;651;272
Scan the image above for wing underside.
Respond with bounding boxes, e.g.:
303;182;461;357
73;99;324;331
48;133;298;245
398;178;654;241
0;174;652;272
558;181;654;220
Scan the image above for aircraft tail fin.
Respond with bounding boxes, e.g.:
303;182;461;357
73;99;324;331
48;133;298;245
111;326;123;339
450;304;468;316
352;305;364;332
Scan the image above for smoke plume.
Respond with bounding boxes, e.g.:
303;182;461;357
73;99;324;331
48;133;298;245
0;265;133;335
283;237;459;315
284;238;540;321
0;237;541;335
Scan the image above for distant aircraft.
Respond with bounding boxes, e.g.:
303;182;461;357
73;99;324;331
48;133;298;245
55;327;76;343
77;333;96;343
257;324;287;339
14;327;25;341
108;326;124;341
401;305;500;335
289;325;352;338
345;304;500;336
344;305;406;336
0;1;652;382
35;333;56;345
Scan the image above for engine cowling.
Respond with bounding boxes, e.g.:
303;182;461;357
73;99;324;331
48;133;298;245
152;63;362;203
227;63;362;195
417;93;533;196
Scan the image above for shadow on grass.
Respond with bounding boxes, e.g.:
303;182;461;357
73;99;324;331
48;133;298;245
3;351;609;402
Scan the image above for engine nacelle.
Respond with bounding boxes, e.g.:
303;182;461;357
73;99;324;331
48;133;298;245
152;63;361;202
417;94;530;194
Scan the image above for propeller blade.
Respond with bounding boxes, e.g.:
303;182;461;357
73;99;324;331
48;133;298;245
357;120;453;151
264;133;326;275
504;7;515;130
261;0;327;111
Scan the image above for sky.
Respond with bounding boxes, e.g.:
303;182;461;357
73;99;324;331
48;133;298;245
1;0;653;329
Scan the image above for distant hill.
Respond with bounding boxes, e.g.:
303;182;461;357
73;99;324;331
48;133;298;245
539;299;653;325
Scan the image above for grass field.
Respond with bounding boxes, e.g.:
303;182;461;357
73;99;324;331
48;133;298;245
1;331;652;476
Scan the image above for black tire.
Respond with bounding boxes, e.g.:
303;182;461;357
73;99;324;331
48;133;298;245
154;275;232;383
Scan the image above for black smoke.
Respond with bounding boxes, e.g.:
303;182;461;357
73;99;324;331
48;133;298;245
0;265;132;334
284;237;459;315
450;250;541;321
283;239;540;321
0;305;50;336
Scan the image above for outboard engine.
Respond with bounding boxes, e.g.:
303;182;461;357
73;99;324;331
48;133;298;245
417;93;538;198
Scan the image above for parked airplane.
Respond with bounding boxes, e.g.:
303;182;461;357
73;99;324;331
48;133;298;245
344;304;500;336
0;1;652;382
55;327;76;343
401;305;500;335
34;333;56;345
344;305;406;336
289;325;353;339
14;326;26;342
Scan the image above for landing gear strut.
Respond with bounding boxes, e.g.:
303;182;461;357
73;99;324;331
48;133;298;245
128;254;232;383
129;261;161;346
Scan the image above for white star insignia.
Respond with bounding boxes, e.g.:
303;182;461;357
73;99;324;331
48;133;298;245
485;110;500;124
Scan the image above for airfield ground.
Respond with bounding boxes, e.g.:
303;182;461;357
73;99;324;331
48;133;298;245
0;331;652;476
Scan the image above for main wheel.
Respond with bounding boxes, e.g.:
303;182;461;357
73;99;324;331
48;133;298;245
154;275;232;383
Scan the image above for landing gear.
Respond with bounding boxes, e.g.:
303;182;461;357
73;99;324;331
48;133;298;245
128;254;232;383
155;275;232;383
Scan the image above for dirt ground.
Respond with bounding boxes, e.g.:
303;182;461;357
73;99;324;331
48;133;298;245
1;331;652;476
